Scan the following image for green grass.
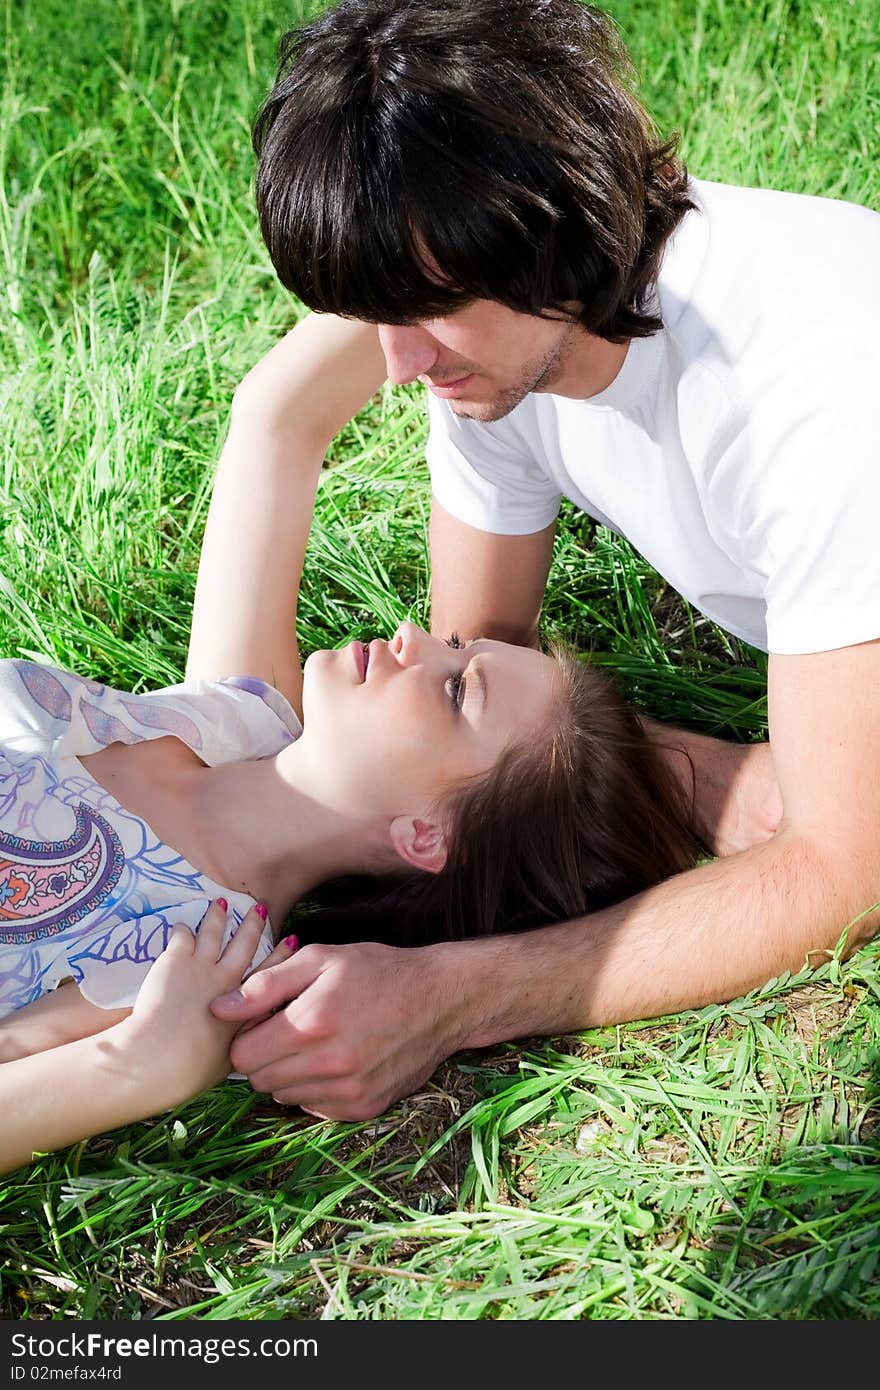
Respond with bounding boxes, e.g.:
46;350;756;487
1;0;879;1320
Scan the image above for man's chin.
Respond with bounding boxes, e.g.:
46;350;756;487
449;392;523;423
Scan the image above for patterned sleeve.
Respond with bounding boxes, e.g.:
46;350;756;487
0;661;89;753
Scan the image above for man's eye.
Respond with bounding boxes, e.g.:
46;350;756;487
445;670;466;710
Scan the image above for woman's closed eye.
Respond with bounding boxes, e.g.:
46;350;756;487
444;632;477;712
445;668;466;712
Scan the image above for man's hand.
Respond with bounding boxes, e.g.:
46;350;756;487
702;738;783;856
210;941;462;1121
644;722;783;857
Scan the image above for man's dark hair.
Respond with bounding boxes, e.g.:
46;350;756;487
253;0;694;341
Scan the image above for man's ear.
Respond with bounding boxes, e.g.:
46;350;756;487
388;816;448;874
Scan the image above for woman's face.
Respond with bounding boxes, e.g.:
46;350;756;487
298;621;559;821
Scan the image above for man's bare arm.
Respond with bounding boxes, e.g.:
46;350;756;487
429;498;555;647
438;828;864;1049
642;718;783;857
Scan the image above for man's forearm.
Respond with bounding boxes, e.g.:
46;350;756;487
428;502;555;649
432;830;877;1048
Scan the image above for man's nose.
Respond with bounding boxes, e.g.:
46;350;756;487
378;324;439;386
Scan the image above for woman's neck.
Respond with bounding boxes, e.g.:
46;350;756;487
80;738;388;926
184;751;385;913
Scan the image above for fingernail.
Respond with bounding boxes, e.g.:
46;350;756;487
255;902;268;920
216;897;228;911
216;989;244;1007
284;934;299;951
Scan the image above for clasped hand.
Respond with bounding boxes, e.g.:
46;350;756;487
122;901;270;1111
210;939;459;1121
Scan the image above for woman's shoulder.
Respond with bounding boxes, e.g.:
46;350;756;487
0;657;302;763
191;674;301;735
132;673;302;764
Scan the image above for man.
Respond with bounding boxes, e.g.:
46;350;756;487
210;0;880;1121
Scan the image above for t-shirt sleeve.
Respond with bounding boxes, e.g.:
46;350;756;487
715;355;880;655
135;676;302;766
425;393;562;536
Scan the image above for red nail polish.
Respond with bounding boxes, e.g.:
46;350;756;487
216;897;228;911
255;902;268;920
284;934;299;951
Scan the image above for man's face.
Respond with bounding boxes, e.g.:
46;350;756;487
377;299;583;422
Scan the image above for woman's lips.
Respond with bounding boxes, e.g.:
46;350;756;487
350;640;367;681
425;373;474;399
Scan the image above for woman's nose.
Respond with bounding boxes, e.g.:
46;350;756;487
392;621;443;668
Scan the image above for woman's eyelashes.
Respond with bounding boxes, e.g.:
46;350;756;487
444;632;473;712
445;669;466;711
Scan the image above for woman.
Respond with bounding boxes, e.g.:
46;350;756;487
0;315;697;1174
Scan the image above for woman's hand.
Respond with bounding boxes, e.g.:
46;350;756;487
119;901;272;1111
0;902;295;1175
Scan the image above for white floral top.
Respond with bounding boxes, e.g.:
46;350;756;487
0;659;301;1019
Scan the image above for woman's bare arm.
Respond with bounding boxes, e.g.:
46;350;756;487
186;314;386;718
0;1021;165;1173
0;983;129;1061
0;903;266;1175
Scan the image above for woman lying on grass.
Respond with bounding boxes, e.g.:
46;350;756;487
0;315;699;1174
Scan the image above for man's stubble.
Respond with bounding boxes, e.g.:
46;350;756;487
450;319;581;423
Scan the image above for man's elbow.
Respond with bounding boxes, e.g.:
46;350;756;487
784;825;880;955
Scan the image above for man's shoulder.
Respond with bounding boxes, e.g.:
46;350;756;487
668;176;880;290
686;175;879;227
658;176;880;372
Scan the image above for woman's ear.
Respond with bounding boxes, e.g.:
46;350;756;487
388;816;448;874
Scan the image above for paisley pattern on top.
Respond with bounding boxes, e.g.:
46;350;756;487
0;805;124;943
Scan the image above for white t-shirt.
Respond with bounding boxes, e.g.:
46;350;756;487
426;177;880;654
